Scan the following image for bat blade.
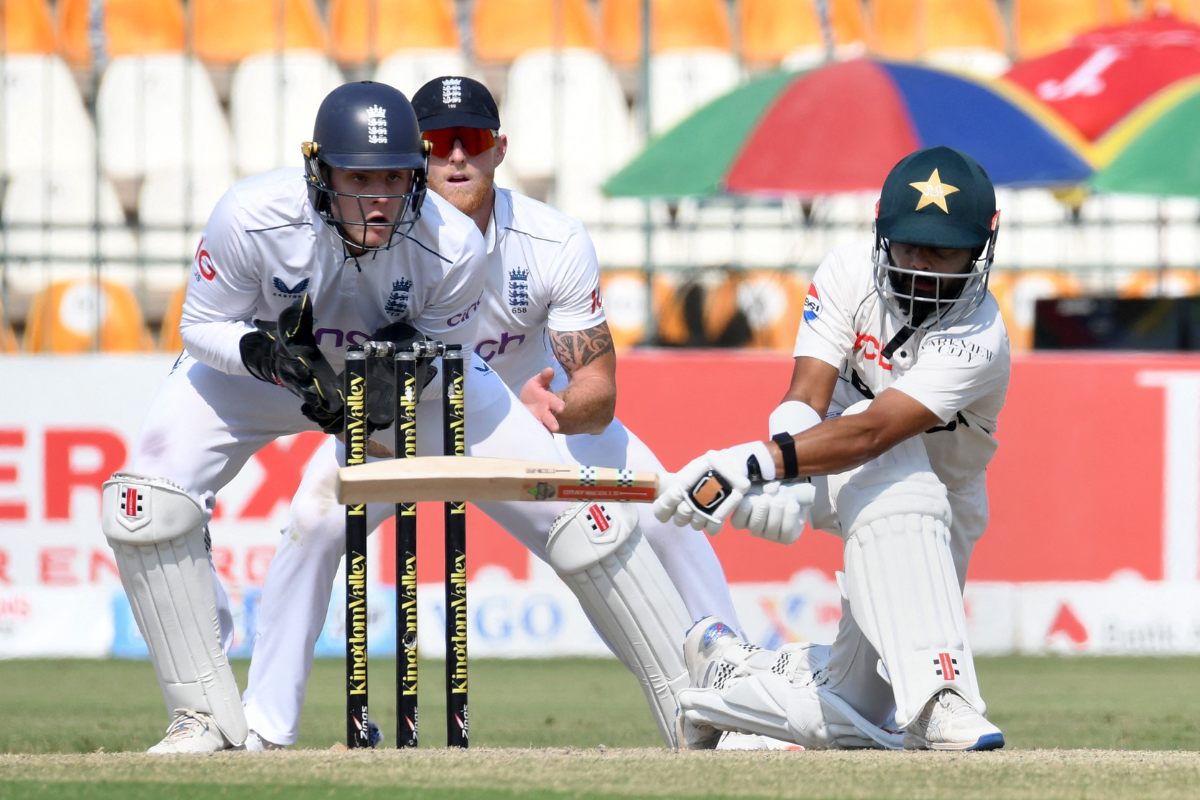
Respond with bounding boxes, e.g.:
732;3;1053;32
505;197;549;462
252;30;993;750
336;456;662;504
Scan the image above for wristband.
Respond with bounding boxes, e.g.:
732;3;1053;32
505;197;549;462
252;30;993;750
771;432;799;481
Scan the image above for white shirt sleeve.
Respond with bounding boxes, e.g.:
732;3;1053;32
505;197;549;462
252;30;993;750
792;253;856;368
179;190;262;376
410;229;489;355
546;223;606;333
891;323;1010;424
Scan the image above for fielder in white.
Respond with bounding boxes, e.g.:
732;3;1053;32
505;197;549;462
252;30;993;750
657;146;1010;751
101;81;679;754
239;77;741;750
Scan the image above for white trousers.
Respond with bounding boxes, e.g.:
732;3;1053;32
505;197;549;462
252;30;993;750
239;368;741;745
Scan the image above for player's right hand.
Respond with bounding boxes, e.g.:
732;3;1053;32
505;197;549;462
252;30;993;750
519;367;565;433
729;481;816;545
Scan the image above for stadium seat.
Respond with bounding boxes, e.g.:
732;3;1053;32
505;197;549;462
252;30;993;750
503;49;635;207
0;298;18;353
138;167;235;283
649;50;742;134
159;283;187;351
598;270;649;349
97;54;234;182
1118;269;1200;298
1014;0;1133;60
229;52;344;176
473;0;597;63
870;0;1009;77
192;0;329;64
330;0;458;65
59;0;185;66
374;50;469;98
3;0;57;54
1150;1;1200;22
1;172;136;293
987;269;1083;352
24;278;153;353
654;269;753;347
736;270;809;350
740;0;867;67
601;0;731;63
0;55;96;176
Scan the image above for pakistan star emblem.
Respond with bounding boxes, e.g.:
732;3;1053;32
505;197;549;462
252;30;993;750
909;168;960;213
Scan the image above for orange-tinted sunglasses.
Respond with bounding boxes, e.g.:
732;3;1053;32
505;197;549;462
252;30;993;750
422;127;496;159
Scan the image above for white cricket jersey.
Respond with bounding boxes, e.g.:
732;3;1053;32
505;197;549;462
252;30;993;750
470;188;606;390
794;238;1011;494
179;168;487;380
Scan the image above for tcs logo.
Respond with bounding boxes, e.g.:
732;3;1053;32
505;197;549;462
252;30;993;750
854;332;893;371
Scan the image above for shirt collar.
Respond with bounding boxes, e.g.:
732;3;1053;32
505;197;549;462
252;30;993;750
485;187;512;256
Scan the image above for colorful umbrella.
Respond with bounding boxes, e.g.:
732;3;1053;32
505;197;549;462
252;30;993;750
1003;12;1200;143
604;58;1092;199
1091;78;1200;195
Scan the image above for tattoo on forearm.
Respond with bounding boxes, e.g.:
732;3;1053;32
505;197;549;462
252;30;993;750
551;323;614;371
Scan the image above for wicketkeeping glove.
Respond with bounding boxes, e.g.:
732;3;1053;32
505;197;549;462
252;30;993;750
239;295;345;433
362;320;439;435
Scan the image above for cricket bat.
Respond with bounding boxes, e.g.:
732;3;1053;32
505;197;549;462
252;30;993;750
336;456;664;504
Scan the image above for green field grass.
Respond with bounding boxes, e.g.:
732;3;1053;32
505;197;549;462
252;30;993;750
2;656;1200;799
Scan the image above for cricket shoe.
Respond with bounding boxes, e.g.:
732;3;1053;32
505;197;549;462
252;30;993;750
716;732;803;751
675;617;765;751
241;730;285;752
903;690;1005;751
147;709;231;754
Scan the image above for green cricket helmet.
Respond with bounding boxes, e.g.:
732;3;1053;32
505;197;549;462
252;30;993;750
871;146;1000;332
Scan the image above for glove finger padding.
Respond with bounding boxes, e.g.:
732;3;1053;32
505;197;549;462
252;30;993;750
362;321;439;434
277;296;344;416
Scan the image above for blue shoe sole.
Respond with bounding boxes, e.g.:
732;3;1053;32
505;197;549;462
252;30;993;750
967;732;1005;751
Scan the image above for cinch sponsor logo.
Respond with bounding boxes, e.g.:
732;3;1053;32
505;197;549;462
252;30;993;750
447;299;482;328
853;332;894;371
803;283;821;322
313;328;371;348
475;331;525;361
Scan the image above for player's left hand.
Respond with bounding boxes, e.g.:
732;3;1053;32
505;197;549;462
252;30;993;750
519;367;565;433
652;442;775;535
730;480;816;545
363;320;438;434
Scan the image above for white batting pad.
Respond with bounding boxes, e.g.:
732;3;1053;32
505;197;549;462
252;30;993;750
102;473;248;746
546;501;692;747
837;452;985;730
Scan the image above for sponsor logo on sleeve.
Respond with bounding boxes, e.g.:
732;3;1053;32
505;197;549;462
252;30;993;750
590;287;603;314
271;277;310;298
194;239;216;281
803;283;822;322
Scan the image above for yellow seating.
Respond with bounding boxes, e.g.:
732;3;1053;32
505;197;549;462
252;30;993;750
159;284;187;352
59;0;185;66
473;0;597;63
988;270;1083;352
1014;0;1133;60
192;0;329;64
1118;269;1200;298
598;270;649;349
601;0;731;64
0;298;18;353
740;0;867;64
1148;1;1200;22
329;0;459;65
4;0;57;54
24;279;154;353
870;0;1006;60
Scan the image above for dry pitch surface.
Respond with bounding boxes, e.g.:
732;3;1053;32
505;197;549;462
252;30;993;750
3;750;1200;800
3;656;1200;799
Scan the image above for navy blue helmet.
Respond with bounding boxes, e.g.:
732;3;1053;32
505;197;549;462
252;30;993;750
302;81;431;251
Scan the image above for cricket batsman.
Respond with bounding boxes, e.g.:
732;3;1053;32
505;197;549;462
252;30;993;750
99;81;614;753
656;146;1010;751
239;77;739;750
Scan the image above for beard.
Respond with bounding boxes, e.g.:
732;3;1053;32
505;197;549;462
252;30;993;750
432;171;494;217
